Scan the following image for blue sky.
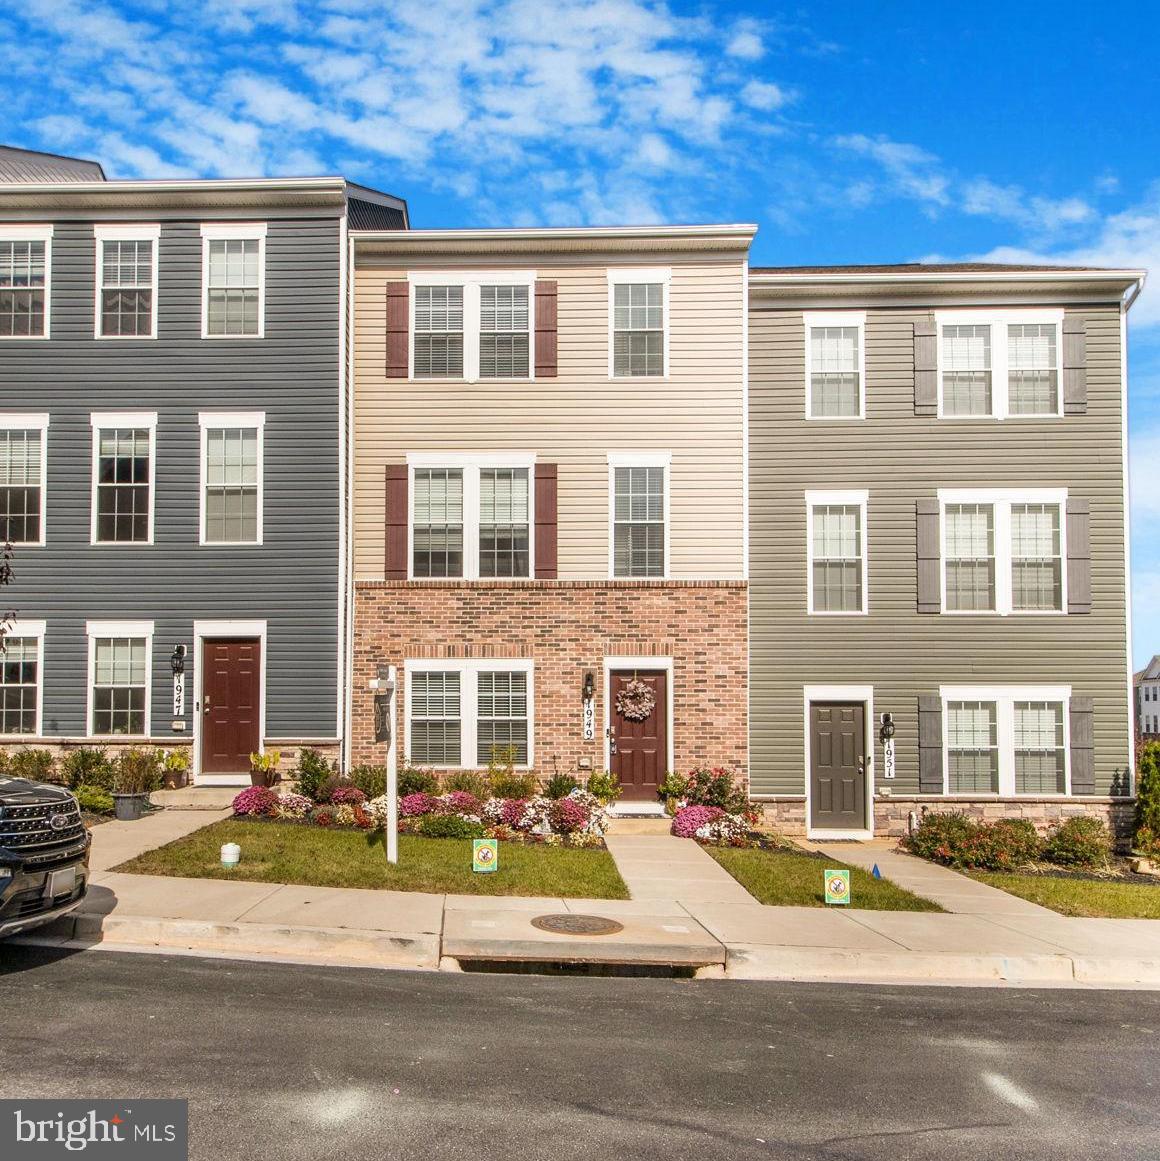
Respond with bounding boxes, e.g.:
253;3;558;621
3;0;1158;663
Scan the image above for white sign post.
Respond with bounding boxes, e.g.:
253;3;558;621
372;665;399;865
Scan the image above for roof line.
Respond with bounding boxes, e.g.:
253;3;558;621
750;268;1147;283
0;143;106;178
354;223;757;242
0;176;350;195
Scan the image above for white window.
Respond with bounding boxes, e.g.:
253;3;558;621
939;489;1067;615
608;452;670;579
405;659;534;769
87;621;153;738
805;312;865;419
198;412;264;545
608;268;670;378
0;621;45;736
941;685;1071;796
806;490;868;614
90;412;157;545
0;226;51;338
937;310;1063;419
409;272;534;381
0;414;48;546
408;454;534;579
201;223;266;338
95;224;159;339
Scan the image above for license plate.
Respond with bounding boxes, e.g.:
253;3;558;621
46;866;77;898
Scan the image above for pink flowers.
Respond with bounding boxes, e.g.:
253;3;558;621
501;798;528;827
232;786;278;816
671;804;724;838
399;792;435;817
328;786;367;806
548;797;589;834
442;790;482;815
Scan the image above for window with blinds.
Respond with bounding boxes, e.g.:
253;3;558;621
479;285;529;378
809;325;861;417
941;324;992;416
100;238;154;337
810;504;863;612
1008;323;1059;415
1014;701;1066;793
206;238;261;336
0;240;47;337
95;428;151;543
945;503;996;611
412;468;464;577
478;468;530;578
613;466;665;577
476;671;528;764
612;283;664;376
414;285;464;377
1011;503;1062;611
947;700;999;793
204;428;260;543
0;636;39;735
0;428;44;544
409;671;462;765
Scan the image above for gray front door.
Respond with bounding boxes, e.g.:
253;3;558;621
809;702;866;831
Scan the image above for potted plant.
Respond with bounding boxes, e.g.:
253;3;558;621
249;749;281;788
158;747;192;789
111;748;162;821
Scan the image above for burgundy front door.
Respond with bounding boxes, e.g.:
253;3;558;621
609;670;668;802
201;639;261;774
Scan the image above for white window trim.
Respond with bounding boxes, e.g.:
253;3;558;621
404;657;535;770
607;267;672;380
805;489;869;616
407;270;537;383
935;308;1064;421
938;487;1068;616
0;413;49;547
603;655;675;775
0;620;46;739
200;222;267;340
93;223;161;340
803;310;866;421
0;224;53;340
85;619;155;740
802;684;875;839
406;452;536;581
197;410;266;547
89;411;158;547
940;684;1072;797
607;451;672;581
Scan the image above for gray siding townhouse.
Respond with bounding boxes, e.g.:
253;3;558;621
749;263;1144;838
1137;656;1160;739
0;145;406;784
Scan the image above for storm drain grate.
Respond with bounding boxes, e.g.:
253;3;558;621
530;914;625;936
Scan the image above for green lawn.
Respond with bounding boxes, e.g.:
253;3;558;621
708;846;942;911
970;871;1160;919
116;820;629;899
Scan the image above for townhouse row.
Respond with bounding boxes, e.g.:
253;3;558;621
0;144;1142;838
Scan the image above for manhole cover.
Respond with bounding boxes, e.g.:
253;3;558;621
531;913;624;936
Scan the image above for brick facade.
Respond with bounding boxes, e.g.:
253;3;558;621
352;580;747;780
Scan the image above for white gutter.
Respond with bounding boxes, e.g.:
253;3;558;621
354;223;758;242
0;176;351;195
750;269;1147;286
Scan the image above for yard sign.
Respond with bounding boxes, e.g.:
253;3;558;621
473;838;498;874
824;869;851;906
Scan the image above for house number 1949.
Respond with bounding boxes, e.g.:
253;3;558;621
582;697;595;740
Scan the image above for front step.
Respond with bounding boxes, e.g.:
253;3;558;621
605;816;672;836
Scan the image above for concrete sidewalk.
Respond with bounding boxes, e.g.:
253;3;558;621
15;811;1160;988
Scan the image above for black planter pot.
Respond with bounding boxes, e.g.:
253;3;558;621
112;792;149;821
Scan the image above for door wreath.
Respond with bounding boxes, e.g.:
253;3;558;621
616;679;656;722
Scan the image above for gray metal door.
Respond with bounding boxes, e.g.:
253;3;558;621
810;702;866;831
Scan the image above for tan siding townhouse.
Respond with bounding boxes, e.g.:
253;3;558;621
749;263;1144;838
348;226;753;802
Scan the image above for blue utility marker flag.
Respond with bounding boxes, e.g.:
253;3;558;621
872;864;882;879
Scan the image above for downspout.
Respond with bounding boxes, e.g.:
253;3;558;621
337;205;350;770
1121;274;1145;790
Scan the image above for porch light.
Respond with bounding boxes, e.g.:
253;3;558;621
880;712;895;741
582;671;595;700
170;645;186;676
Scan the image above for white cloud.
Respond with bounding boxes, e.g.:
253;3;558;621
740;80;791;112
833;133;951;206
726;20;765;60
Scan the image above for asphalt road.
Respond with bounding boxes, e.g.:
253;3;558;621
0;946;1157;1160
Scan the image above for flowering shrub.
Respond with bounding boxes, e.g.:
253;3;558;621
313;806;335;827
364;795;390;827
399;792;436;817
233;786;278;817
328;785;367;806
272;792;313;820
903;812;1043;870
1042;817;1112;868
681;767;749;815
440;790;483;816
549;796;590;834
672;804;724;838
697;812;752;844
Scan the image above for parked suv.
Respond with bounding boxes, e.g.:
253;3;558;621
0;777;90;938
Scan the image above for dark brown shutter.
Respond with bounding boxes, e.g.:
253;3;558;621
1069;695;1095;794
918;695;944;793
914;315;938;416
1066;498;1092;614
384;464;408;579
534;280;558;378
1063;315;1087;415
386;281;409;379
916;498;941;613
534;462;558;579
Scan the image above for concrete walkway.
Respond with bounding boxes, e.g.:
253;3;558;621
603;833;759;905
88;806;233;872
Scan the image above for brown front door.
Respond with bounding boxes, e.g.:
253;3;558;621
809;702;866;831
201;638;261;774
610;670;667;802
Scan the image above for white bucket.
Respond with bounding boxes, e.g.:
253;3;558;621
221;842;241;868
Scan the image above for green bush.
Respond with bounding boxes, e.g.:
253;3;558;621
73;784;115;815
1135;741;1160;855
585;770;621;804
1042;816;1112;868
348;765;387;800
545;773;580;799
904;812;1042;870
484;745;536;799
294;748;335;803
443;770;489;799
657;771;689;801
61;747;114;791
683;767;749;815
114;748;162;795
418;813;485;839
0;750;10;777
398;765;439;796
9;748;59;784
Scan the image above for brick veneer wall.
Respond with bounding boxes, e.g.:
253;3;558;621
352;580;747;778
